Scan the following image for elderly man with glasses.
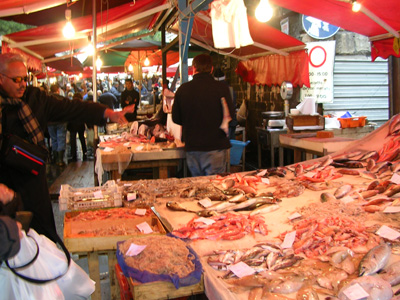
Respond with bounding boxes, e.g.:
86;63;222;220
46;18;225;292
0;53;134;242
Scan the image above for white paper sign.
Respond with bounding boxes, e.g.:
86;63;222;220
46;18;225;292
383;206;400;213
103;147;114;152
123;142;130;147
261;178;270;184
281;231;297;249
127;193;137;201
135;208;147;216
376;225;400;240
288;212;302;220
341;196;354;204
198;198;213;208
304;172;316;178
194;217;216;226
391;173;400;184
343;283;369;300
229;262;255;278
257;170;267;177
126;243;147;256
136;222;153;234
124;183;133;187
135;145;144;151
94;190;103;199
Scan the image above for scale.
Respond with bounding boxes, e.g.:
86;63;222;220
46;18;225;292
280;81;293;116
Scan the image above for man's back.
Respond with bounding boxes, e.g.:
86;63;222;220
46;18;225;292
99;92;118;109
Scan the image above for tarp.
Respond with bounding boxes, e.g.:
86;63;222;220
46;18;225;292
269;0;400;61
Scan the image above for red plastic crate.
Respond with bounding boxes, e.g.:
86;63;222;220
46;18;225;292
338;116;366;128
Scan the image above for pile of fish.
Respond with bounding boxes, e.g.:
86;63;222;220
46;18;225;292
171;213;268;240
215;242;400;300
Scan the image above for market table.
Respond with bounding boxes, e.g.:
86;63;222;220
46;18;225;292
278;133;356;164
95;147;186;184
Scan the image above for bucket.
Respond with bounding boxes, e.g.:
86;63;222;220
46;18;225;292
230;140;250;165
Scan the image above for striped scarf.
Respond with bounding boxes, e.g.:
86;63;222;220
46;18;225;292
0;95;45;148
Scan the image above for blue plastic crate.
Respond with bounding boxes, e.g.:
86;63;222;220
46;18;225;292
230;140;250;165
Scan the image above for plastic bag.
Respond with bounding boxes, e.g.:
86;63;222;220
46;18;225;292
0;229;95;300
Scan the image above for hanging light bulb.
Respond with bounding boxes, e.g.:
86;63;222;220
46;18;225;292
352;1;361;12
96;56;102;71
144;56;150;66
63;9;75;39
255;0;273;23
128;63;134;72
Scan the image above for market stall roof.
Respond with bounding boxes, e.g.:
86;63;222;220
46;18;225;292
269;0;400;60
2;0;171;69
0;0;67;18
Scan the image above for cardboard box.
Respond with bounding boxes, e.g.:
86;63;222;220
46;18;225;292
64;208;166;252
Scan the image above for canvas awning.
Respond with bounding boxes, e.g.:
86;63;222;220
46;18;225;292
269;0;400;61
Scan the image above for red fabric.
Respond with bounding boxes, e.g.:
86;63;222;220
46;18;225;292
2;42;42;71
235;50;310;87
125;51;180;68
371;38;400;61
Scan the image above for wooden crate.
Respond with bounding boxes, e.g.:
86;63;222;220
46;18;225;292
286;115;325;133
129;275;204;300
64;210;166;252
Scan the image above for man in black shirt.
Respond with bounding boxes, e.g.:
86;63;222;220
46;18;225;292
121;78;140;122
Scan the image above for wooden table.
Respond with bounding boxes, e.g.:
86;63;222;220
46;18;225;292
279;133;356;164
96;147;186;183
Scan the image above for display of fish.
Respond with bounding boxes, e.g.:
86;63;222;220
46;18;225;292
338;276;393;300
380;260;400;286
359;243;391;276
334;184;352;199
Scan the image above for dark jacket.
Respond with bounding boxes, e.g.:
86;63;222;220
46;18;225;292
172;73;234;151
0;86;108;242
121;88;140;122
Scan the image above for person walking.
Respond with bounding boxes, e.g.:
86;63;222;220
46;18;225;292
172;53;235;177
0;53;134;242
67;93;88;161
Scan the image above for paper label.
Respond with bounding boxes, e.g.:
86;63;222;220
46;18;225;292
376;225;400;240
136;222;153;234
229;262;255;278
257;170;267;177
288;212;302;220
126;243;147;256
261;178;270;184
281;231;296;249
304;172;316;178
94;190;103;199
135;145;144;151
135;209;147;216
383;206;400;213
194;217;216;225
75;192;83;195
104;147;114;152
391;173;400;184
341;196;354;204
198;198;213;208
127;193;137;201
123;142;130;147
343;283;369;300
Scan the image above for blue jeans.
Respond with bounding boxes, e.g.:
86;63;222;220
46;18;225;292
186;149;227;177
48;123;67;151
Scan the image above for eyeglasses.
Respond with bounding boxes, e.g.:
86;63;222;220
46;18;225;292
0;73;29;83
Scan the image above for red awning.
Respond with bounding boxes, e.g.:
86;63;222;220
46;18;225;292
269;0;400;60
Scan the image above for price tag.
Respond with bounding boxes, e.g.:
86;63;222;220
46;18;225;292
343;283;369;300
261;178;270;184
135;208;147;216
281;231;296;249
123;142;130;147
127;193;137;201
257;170;267;176
229;262;255;278
194;217;215;225
198;198;213;208
391;173;400;184
124;183;132;187
383;206;400;213
341;196;354;204
288;212;302;220
304;172;316;178
137;222;153;234
93;190;103;199
104;147;114;152
376;225;400;240
126;243;147;256
135;145;144;151
75;192;83;195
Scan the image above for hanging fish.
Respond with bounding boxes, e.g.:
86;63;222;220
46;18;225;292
359;243;391;276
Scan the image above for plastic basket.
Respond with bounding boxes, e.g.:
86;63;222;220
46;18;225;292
230;140;250;165
338;116;367;128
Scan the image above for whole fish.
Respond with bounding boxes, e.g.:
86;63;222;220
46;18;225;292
320;192;336;203
249;203;280;216
359;243;391;276
166;201;195;212
334;184;352;199
359;150;378;161
380;260;400;286
296;286;320;300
